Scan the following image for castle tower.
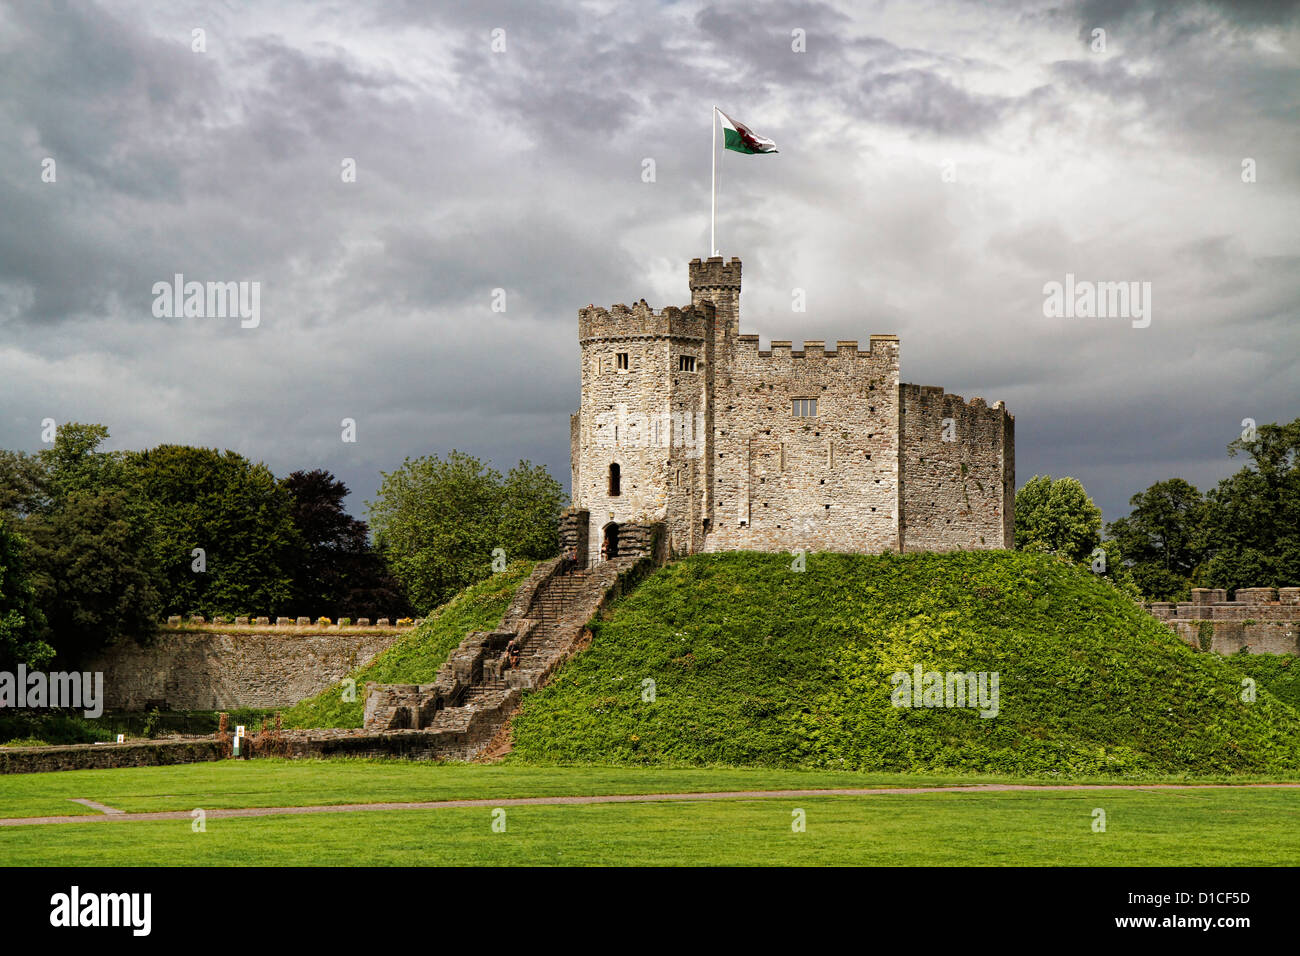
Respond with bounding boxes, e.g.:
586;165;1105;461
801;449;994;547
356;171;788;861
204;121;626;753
571;296;716;561
688;256;742;349
687;256;741;540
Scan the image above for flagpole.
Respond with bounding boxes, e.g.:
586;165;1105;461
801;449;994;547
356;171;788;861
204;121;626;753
710;105;718;256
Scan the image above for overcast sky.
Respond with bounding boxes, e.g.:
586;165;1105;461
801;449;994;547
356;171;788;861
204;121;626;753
2;0;1296;526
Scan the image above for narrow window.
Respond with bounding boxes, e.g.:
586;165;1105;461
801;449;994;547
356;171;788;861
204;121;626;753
679;355;696;372
608;463;621;497
616;352;629;370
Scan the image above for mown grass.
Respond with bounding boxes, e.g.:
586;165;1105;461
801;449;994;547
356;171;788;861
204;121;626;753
510;551;1300;775
4;784;1298;866
0;759;1010;819
280;561;535;729
4;759;1299;821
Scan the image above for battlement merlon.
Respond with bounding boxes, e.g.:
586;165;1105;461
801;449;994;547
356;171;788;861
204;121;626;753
578;300;716;343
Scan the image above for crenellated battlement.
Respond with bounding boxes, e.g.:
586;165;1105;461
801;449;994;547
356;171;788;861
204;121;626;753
736;333;900;359
578;299;715;342
688;255;742;289
1148;587;1300;655
900;383;1013;419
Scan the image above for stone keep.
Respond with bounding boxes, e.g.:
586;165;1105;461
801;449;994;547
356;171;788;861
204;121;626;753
569;256;1015;559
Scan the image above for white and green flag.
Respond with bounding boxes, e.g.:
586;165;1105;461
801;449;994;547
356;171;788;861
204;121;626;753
717;109;779;154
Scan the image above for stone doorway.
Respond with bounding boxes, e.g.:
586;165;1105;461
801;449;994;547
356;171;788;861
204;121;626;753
602;522;620;560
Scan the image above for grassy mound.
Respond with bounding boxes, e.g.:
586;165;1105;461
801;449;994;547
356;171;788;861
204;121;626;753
1221;653;1300;713
510;551;1300;775
282;562;536;729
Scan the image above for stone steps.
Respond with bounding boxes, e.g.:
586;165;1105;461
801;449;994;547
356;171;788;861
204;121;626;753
362;552;650;756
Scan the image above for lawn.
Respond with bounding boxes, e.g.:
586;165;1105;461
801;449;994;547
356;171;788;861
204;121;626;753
1;761;1298;866
2;785;1298;866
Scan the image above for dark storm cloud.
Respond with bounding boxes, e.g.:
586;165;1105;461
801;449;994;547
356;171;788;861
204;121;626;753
0;0;1296;526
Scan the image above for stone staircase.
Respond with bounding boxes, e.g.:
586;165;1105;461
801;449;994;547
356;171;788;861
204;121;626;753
359;553;647;759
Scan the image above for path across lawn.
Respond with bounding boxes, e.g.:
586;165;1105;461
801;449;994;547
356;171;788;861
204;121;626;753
6;781;1298;827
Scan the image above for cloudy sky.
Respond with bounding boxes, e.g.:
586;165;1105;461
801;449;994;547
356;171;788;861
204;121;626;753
1;0;1296;525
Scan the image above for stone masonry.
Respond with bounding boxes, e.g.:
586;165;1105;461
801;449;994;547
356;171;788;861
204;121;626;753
569;256;1014;560
1147;586;1300;655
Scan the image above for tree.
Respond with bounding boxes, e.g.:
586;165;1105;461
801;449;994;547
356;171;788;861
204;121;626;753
128;445;302;617
22;489;161;661
0;518;53;670
498;461;566;561
0;449;45;517
1201;418;1300;591
1105;478;1205;601
0;424;160;664
283;469;410;619
368;451;566;614
1014;475;1102;563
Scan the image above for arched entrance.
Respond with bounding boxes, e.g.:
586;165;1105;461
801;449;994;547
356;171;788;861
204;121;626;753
602;522;620;560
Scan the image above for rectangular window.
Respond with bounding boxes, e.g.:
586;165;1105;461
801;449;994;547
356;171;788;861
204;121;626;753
616;352;629;370
792;398;817;417
678;355;696;372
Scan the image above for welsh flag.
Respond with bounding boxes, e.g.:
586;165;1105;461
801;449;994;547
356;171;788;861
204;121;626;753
718;110;778;154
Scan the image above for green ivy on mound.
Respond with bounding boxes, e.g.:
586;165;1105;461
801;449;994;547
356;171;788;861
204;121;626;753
1221;653;1300;713
510;551;1300;775
282;561;536;729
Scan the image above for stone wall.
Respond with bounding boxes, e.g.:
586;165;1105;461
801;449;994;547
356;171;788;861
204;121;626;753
0;738;225;775
85;623;409;710
1147;587;1300;655
899;385;1015;552
558;507;589;566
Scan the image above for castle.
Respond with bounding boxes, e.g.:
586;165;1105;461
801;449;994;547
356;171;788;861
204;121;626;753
566;256;1015;563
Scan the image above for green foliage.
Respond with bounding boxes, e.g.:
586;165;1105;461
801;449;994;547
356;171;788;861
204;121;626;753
22;489;162;661
511;551;1300;775
1;425;160;662
0;710;114;747
1201;418;1300;591
1220;654;1300;713
282;561;535;728
498;461;566;562
1105;478;1204;601
1014;475;1102;563
368;451;564;614
283;469;410;619
128;445;302;617
0;519;52;669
